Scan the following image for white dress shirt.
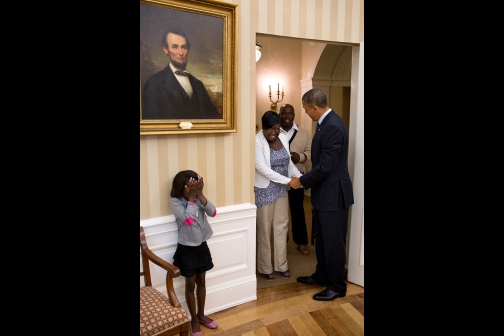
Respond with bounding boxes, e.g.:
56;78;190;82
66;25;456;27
169;63;193;98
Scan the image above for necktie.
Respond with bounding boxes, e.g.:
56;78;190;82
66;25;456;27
313;123;321;141
174;70;189;76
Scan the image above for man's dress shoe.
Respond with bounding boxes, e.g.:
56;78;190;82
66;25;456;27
297;276;323;286
298;244;310;255
312;289;346;301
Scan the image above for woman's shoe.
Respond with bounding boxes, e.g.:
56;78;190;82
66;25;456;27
190;322;202;336
263;273;275;280
279;269;290;278
197;316;218;329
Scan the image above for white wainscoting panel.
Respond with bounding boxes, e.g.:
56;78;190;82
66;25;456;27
140;203;257;316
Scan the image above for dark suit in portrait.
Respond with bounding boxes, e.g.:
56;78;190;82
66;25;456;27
142;65;221;120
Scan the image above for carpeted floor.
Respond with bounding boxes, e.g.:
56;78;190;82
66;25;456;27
256;243;317;289
256;195;318;290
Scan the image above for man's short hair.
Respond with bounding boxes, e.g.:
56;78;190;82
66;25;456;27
161;26;191;50
302;88;328;108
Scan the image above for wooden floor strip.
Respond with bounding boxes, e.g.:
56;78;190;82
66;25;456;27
340;302;364;328
332;304;364;336
350;293;364;316
241;326;270;336
266;319;298;336
292;313;327;336
312;307;353;336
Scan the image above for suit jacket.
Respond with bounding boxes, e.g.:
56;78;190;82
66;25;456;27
300;111;354;211
255;131;302;188
285;123;311;174
142;65;221;120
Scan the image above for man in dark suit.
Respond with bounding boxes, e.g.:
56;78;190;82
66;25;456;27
290;88;354;301
141;27;221;120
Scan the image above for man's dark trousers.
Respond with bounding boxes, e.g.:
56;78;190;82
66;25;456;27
288;187;309;245
312;208;349;293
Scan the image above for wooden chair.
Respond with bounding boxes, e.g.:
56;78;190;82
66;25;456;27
140;226;189;336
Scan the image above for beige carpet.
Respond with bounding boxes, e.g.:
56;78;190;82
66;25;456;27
256;243;317;289
256;195;318;290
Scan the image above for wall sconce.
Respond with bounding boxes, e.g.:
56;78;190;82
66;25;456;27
269;83;284;111
255;42;262;62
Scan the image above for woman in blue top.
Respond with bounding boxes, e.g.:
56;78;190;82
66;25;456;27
170;170;218;336
255;111;302;280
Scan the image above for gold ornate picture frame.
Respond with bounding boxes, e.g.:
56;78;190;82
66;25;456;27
140;0;237;135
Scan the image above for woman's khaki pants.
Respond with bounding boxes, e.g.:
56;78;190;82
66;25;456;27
256;193;289;274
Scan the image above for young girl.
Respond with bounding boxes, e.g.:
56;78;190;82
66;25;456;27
170;170;218;336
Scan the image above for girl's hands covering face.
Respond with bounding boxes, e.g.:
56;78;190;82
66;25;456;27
183;177;198;202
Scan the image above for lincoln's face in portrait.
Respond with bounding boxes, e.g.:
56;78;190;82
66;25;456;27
163;33;189;70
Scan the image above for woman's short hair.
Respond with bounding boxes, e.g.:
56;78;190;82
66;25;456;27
261;110;280;129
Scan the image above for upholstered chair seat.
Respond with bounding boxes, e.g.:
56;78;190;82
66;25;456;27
140;286;188;336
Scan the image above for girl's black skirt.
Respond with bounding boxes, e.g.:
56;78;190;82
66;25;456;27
173;241;214;277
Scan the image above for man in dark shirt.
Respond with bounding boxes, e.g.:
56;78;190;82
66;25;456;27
142;27;221;120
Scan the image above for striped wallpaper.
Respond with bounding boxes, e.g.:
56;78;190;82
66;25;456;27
140;0;364;220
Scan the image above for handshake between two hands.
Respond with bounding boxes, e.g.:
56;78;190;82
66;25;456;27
288;177;302;189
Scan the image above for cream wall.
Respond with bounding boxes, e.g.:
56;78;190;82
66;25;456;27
140;0;364;220
255;36;302;129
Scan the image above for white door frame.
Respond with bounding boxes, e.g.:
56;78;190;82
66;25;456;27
347;42;364;287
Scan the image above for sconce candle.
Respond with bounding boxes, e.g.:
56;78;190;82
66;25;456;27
268;82;285;111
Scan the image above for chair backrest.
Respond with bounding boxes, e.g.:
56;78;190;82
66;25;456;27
140;226;152;287
139;226;182;308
